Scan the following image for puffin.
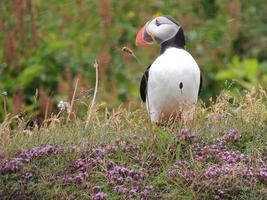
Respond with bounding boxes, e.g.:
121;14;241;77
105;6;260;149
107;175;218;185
135;16;202;123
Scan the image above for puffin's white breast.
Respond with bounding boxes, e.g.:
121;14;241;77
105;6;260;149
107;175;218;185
147;47;200;122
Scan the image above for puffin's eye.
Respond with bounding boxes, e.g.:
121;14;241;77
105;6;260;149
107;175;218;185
155;19;160;26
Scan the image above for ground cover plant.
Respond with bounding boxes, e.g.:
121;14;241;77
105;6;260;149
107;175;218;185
0;90;266;199
1;0;267;121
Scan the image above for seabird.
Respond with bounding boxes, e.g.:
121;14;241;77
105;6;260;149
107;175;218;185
135;16;202;123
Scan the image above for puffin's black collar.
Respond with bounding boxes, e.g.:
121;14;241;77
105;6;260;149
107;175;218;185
160;28;185;54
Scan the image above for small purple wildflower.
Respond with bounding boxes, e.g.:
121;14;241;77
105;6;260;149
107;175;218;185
22;171;33;179
20;144;62;161
93;147;106;157
226;130;238;142
85;182;90;189
105;164;144;197
129;187;138;197
93;186;101;194
180;128;189;136
69;157;102;172
0;157;24;173
61;176;74;185
258;166;267;183
203;164;232;178
75;172;88;183
115;185;124;193
0;144;62;175
92;192;107;200
132;155;140;163
140;186;153;200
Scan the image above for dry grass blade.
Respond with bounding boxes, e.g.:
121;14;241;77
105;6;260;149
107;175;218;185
1;92;8;119
85;60;99;128
67;78;79;122
121;46;142;65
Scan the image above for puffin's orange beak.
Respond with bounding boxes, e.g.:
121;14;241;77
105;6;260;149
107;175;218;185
135;26;150;46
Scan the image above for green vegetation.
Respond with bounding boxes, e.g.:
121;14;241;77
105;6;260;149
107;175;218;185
0;91;266;199
0;0;266;120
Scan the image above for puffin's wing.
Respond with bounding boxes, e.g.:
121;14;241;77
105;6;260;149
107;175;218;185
198;72;203;96
140;65;151;102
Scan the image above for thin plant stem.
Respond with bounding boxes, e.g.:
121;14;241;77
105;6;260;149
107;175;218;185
121;46;153;135
85;60;98;129
3;96;7;119
44;102;49;124
67;78;79;122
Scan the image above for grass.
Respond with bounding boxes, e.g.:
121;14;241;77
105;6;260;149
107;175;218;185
0;90;267;199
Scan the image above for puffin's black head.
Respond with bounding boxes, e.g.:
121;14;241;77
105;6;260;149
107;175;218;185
135;16;185;50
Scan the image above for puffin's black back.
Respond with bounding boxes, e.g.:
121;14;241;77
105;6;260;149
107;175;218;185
140;65;151;102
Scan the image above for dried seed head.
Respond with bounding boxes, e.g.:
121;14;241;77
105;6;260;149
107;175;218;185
57;100;71;113
1;91;7;96
122;46;134;55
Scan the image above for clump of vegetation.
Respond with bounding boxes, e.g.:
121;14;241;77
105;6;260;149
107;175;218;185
0;90;266;199
0;0;266;121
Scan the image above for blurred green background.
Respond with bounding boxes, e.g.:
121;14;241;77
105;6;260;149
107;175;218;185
0;0;266;121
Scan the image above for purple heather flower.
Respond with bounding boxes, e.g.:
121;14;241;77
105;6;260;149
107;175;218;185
226;130;238;142
75;172;88;183
180;128;189;136
178;160;188;166
72;158;85;169
244;168;253;177
214;188;225;199
133;173;141;181
20;144;62;161
115;186;129;195
176;128;189;141
105;164;144;197
106;144;117;153
203;165;223;178
0;145;63;174
115;185;124;193
123;187;129;194
116;177;124;185
93;147;106;157
129;188;138;197
93;186;101;194
132;156;140;163
0;157;24;174
62;175;74;184
69;157;103;173
85;182;90;189
92;192;107;200
125;144;136;152
196;155;204;161
167;160;192;181
216;150;248;164
23;171;33;179
141;188;152;200
258;167;267;183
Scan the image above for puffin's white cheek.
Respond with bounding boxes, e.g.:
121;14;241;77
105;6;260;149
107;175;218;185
155;25;179;42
